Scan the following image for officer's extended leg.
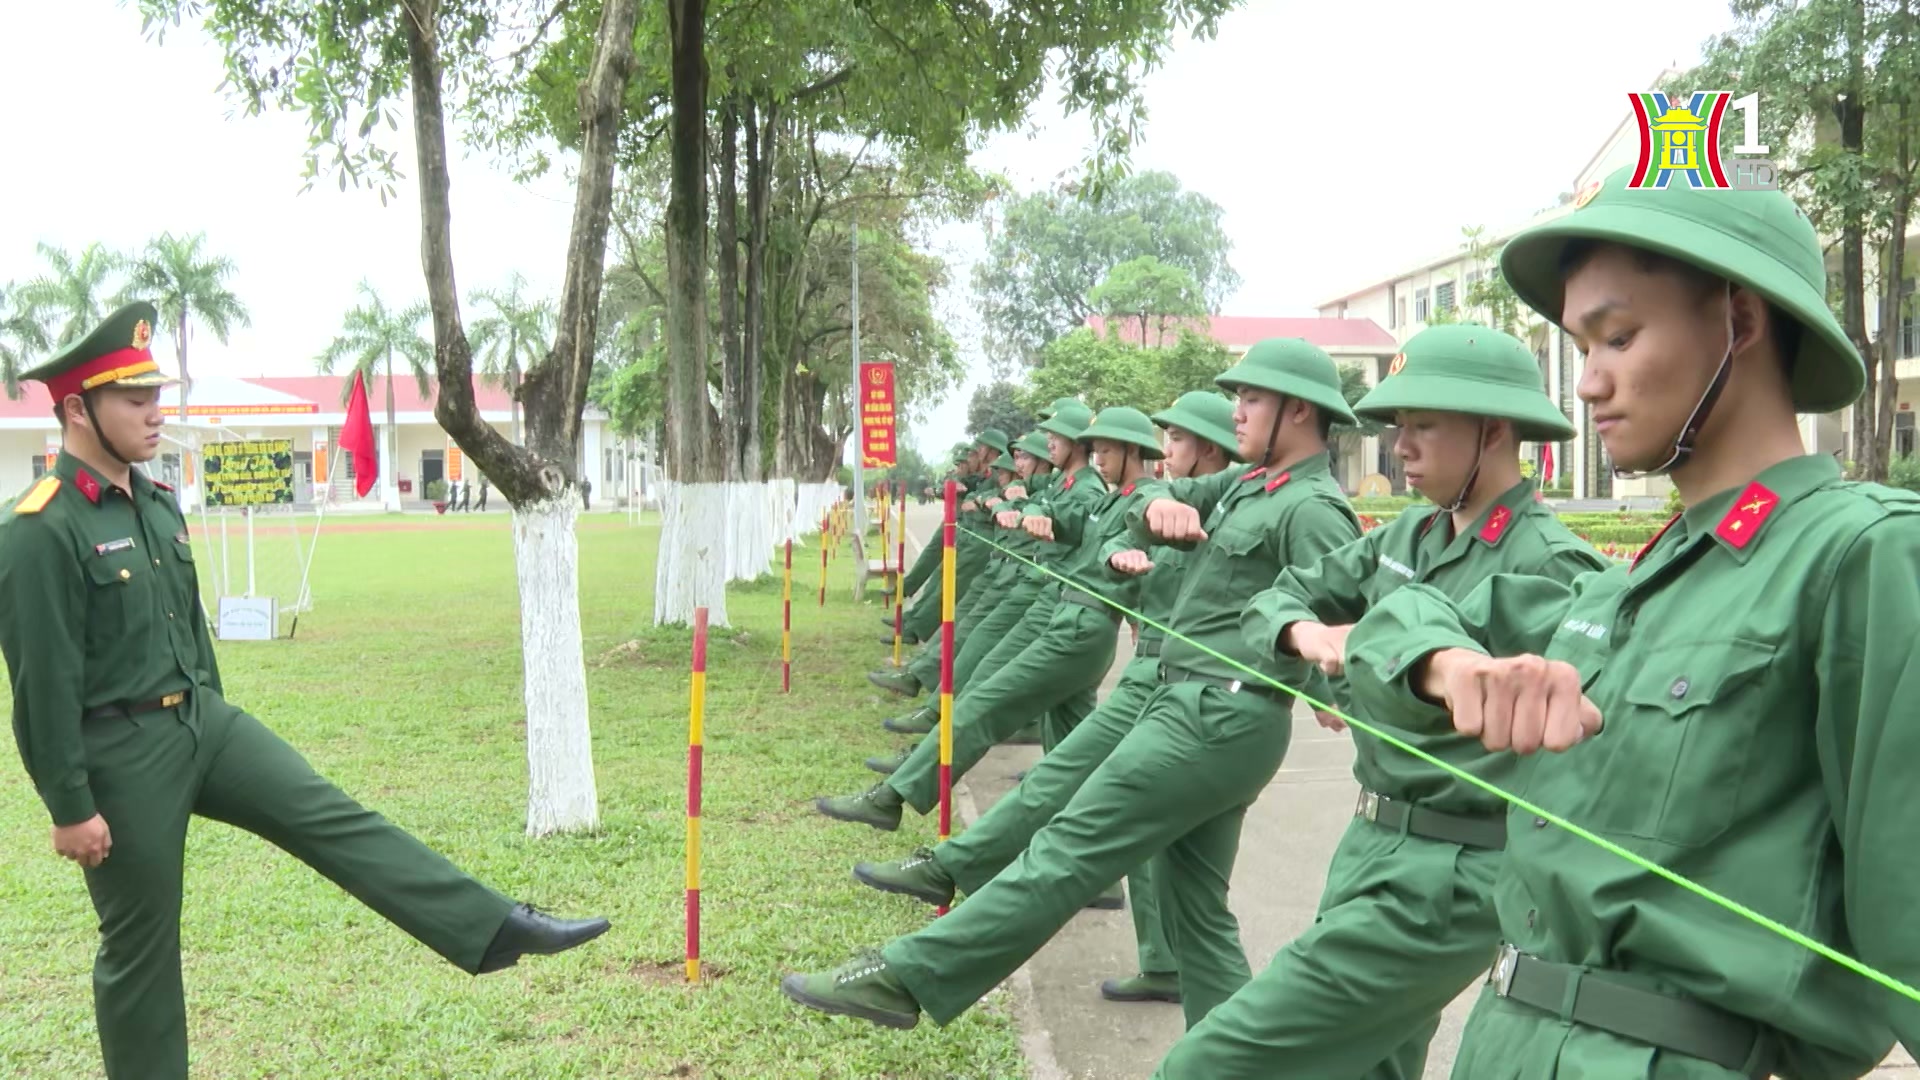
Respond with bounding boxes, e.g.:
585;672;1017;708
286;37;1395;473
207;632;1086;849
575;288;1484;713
81;714;198;1080
191;702;516;972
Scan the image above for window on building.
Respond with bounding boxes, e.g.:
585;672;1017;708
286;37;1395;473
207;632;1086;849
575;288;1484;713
1387;284;1398;328
1397;296;1408;328
1414;288;1430;323
1435;281;1456;314
1898;410;1916;459
30;456;47;480
604;446;625;486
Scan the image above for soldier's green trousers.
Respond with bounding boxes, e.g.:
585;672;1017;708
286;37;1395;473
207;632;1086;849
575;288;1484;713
79;691;516;1080
1152;817;1500;1079
883;679;1290;1028
938;650;1175;974
904;533;989;642
887;600;1118;814
907;572;1045;699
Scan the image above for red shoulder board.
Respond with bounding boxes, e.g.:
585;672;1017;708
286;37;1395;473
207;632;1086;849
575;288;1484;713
1120;482;1136;496
1239;466;1266;482
1714;482;1778;549
1631;513;1682;570
1062;474;1076;491
74;468;102;504
1263;470;1291;492
151;478;174;493
1478;504;1513;544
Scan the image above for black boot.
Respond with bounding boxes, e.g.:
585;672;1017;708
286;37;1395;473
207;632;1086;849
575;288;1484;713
477;903;612;974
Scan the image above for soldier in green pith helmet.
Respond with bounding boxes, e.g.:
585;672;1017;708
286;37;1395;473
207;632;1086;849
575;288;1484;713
0;303;610;1080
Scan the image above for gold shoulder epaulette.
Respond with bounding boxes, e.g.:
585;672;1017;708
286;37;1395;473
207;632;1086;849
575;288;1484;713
11;476;61;515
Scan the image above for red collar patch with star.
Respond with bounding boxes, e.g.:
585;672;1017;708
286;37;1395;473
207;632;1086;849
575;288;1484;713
1477;504;1512;544
1714;482;1778;549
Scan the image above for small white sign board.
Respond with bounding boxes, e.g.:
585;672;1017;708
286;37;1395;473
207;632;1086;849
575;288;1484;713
217;596;278;641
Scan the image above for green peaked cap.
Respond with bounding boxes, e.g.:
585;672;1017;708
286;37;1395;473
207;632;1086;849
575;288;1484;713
974;427;1011;454
1078;405;1166;459
1501;164;1862;414
1037;400;1094;439
1215;337;1357;425
1013;430;1053;459
991;449;1017;471
1355;323;1575;442
1152;390;1244;461
22;300;179;397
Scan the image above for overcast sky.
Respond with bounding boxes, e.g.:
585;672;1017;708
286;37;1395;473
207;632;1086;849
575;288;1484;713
1;0;1738;458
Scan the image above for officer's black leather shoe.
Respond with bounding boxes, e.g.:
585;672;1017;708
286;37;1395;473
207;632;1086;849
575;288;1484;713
477;903;612;973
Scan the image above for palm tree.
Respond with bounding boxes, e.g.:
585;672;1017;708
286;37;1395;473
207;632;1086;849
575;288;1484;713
0;282;51;401
468;273;554;445
17;242;122;348
316;281;432;507
121;232;251;422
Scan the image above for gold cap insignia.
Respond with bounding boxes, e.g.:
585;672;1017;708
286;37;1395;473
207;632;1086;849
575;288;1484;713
131;320;153;351
1388;352;1407;376
1573;180;1603;210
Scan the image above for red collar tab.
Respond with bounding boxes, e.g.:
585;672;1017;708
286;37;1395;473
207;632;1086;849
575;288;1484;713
1263;470;1291;493
150;477;174;493
1714;482;1779;549
1120;481;1136;496
1477;504;1513;544
1239;466;1266;482
1631;513;1682;570
74;468;102;504
1062;473;1076;491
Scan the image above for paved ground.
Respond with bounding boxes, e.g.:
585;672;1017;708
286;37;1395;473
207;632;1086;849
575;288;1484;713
896;503;1915;1079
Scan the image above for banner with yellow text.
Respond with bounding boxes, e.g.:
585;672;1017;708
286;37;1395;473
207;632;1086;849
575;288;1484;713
859;362;897;469
203;439;297;508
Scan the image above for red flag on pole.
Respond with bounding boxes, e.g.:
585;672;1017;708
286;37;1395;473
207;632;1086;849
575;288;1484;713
340;371;380;498
1541;443;1555;487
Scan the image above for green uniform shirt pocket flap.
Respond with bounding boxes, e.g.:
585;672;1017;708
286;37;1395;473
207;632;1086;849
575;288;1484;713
1621;638;1775;718
1210;522;1265;558
172;534;195;562
85;549;144;586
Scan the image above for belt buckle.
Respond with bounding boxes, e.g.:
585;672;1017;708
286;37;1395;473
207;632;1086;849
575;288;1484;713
1355;790;1381;822
160;692;185;709
1489;943;1520;997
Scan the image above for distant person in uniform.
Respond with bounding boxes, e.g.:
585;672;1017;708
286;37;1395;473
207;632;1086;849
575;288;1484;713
477;475;490;511
581;477;593;512
459;478;473;512
0;302;612;1080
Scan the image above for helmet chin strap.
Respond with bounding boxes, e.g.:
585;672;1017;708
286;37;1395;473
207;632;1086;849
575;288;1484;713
1613;283;1737;481
80;392;134;467
1440;419;1488;513
1264;395;1289;468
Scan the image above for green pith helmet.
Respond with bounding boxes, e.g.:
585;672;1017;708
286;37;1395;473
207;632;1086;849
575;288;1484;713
1152;390;1245;462
974;427;1011;454
1013;430;1053;459
1036;400;1095;440
1035;396;1083;422
1078;405;1166;460
992;450;1017;472
1501;164;1861;413
1354;324;1576;443
23;300;179;400
1215;337;1358;426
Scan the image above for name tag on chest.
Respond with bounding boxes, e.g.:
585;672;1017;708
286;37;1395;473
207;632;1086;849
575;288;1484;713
94;538;137;555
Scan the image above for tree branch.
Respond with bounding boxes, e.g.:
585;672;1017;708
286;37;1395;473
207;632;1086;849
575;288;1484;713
791;64;857;101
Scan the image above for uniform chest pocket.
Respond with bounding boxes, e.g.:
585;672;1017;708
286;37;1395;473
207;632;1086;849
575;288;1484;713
84;549;156;648
1599;637;1777;848
1208;518;1271;601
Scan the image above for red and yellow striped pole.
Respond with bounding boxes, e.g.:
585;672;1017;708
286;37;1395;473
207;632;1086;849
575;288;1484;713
686;606;709;982
818;514;829;607
893;480;907;667
937;479;957;915
782;538;793;693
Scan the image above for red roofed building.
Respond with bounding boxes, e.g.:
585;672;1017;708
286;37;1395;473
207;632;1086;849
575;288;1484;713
1;374;639;512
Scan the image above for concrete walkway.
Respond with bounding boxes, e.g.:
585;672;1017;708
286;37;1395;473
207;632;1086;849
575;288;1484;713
896;502;1914;1079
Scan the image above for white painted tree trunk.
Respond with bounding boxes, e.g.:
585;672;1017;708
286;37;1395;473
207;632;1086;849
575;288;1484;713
655;481;731;627
514;494;600;836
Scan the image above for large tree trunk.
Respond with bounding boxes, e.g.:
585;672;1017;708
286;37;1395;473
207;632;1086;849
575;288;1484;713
742;95;776;483
1878;110;1914;477
400;0;641;836
716;97;745;480
1840;7;1878;478
660;0;729;627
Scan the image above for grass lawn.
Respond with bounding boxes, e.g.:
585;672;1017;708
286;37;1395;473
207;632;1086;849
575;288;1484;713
0;515;1026;1079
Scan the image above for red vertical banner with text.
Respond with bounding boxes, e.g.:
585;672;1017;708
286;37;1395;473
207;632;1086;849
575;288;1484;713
858;362;897;469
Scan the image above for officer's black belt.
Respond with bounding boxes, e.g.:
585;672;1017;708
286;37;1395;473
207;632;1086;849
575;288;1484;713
1134;635;1163;658
1157;664;1287;702
84;690;189;723
1059;589;1122;622
1489;945;1774;1078
1355;789;1506;850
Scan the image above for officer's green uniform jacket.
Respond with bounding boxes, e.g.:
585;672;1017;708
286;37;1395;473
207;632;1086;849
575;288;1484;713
1342;455;1920;1075
1;453;213;826
1131;452;1359;691
1242;479;1607;815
